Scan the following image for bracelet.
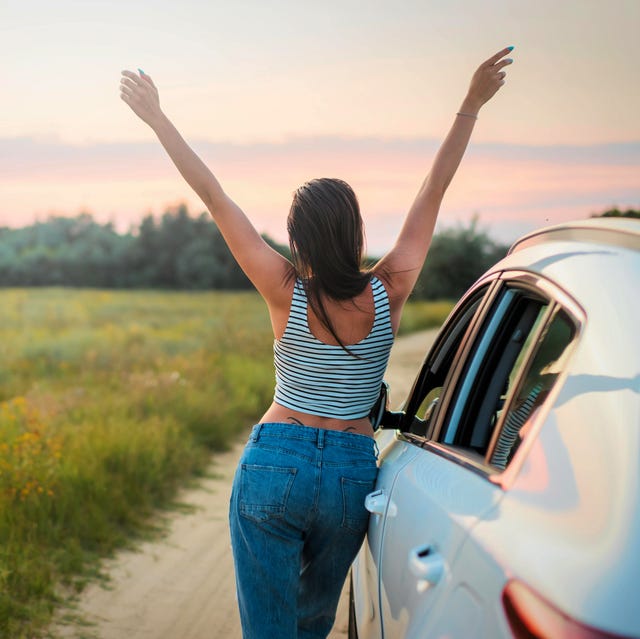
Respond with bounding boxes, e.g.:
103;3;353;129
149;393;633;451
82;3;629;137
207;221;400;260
456;112;478;120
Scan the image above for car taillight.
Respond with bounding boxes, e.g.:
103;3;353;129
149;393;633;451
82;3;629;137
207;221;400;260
502;579;631;639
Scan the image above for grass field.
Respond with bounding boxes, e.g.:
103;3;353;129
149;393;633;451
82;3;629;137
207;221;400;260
0;288;452;638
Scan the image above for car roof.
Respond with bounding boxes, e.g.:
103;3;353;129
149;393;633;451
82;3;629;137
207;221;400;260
508;217;640;256
490;217;640;315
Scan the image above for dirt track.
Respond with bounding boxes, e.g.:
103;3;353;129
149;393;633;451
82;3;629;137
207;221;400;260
54;329;437;639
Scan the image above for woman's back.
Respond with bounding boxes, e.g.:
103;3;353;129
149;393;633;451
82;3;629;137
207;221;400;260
288;277;376;346
274;276;393;422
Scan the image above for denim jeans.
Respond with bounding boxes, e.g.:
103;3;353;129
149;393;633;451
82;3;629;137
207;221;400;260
229;422;379;639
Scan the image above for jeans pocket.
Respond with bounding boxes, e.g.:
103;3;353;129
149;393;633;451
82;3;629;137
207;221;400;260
239;464;297;523
341;474;377;533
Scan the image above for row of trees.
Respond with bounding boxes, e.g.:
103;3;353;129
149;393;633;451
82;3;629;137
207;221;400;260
595;208;639;219
0;206;252;289
0;206;635;298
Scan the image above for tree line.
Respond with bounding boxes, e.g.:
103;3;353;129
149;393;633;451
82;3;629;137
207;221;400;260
0;206;635;299
0;206;252;290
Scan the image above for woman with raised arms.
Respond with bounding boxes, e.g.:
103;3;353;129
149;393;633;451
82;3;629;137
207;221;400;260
120;46;513;639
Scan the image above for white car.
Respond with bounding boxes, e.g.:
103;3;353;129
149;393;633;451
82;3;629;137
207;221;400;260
351;218;640;639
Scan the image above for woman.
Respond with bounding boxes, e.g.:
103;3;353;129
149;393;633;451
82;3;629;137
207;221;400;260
120;46;513;638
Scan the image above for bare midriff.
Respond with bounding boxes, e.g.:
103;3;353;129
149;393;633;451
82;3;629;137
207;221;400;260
260;401;374;438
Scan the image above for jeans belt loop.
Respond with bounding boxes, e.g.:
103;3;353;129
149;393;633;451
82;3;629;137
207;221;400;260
251;423;263;442
317;428;325;449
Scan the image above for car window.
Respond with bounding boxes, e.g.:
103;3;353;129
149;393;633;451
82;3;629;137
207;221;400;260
439;286;552;462
404;284;493;437
488;309;575;469
435;283;579;472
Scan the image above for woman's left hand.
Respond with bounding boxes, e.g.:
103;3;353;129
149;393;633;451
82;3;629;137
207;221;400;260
463;47;514;113
120;69;164;129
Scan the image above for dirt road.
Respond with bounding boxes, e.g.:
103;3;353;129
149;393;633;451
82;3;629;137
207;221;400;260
55;329;437;639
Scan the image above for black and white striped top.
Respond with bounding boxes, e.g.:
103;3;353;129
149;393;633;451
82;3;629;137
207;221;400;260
273;276;394;419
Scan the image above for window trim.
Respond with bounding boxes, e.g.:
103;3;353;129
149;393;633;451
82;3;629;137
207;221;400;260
421;440;492;479
397;269;585;490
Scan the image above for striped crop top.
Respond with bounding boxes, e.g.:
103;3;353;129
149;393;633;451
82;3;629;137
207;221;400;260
273;276;395;419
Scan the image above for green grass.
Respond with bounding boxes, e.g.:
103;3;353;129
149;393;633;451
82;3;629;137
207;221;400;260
398;299;454;335
0;289;274;638
0;288;450;638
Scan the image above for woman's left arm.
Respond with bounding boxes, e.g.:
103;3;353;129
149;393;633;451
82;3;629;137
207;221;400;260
375;47;514;305
119;70;291;304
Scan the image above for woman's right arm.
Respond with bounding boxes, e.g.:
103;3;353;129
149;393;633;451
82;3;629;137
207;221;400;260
119;70;291;305
375;47;514;310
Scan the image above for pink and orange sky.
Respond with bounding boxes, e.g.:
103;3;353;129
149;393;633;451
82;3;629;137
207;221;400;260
2;0;639;252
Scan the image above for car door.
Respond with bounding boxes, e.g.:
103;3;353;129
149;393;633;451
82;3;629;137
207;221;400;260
374;277;564;639
376;435;503;639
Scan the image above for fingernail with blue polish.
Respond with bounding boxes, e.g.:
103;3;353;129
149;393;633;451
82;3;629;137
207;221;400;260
138;68;145;75
507;46;514;51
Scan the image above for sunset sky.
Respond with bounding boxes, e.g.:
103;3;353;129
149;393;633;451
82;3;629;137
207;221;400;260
2;0;639;252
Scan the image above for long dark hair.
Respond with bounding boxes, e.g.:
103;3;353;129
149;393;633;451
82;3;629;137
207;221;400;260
287;178;371;350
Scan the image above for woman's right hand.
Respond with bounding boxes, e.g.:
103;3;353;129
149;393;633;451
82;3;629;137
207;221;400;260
120;69;164;129
462;46;514;114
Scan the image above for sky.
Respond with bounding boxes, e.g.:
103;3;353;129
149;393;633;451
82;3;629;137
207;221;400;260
2;0;639;252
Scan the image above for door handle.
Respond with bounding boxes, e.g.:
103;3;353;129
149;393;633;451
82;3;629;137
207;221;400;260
364;489;387;515
408;544;445;587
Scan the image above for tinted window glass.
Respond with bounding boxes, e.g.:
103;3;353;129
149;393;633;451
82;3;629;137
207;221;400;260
405;286;488;437
489;309;575;469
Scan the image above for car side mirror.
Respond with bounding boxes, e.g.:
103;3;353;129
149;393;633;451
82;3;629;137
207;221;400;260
369;381;390;430
369;381;405;431
379;410;404;430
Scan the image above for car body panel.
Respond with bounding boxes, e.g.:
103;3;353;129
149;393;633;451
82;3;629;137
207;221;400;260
351;429;420;639
376;436;502;639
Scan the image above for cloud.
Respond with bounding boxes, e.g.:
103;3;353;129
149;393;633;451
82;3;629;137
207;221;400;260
1;136;638;251
4;135;639;174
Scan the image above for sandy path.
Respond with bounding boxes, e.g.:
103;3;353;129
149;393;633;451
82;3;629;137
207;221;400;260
54;329;438;639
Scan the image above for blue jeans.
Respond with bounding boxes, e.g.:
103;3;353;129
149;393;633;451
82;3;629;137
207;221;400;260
229;422;379;639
